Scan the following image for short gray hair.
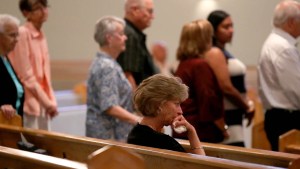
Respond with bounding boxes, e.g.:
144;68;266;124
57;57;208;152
0;14;20;33
273;0;300;27
94;16;125;47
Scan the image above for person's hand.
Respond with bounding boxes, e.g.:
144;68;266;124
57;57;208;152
46;104;58;119
222;129;230;139
245;100;255;127
245;111;254;127
0;104;16;120
172;115;193;133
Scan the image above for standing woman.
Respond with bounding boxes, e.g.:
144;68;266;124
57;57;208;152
173;20;228;143
207;10;254;147
86;16;141;142
0;14;24;120
8;0;58;129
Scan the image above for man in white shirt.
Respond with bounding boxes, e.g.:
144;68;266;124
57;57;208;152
258;0;300;151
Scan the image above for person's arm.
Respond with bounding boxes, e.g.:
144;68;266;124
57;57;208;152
173;115;205;155
106;105;140;125
8;28;56;113
94;61;140;124
117;28;141;89
124;71;137;91
205;48;249;111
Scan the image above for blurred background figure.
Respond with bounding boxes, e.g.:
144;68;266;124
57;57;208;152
8;0;58;130
173;19;227;143
151;40;171;75
128;74;205;155
0;14;24;121
258;0;300;151
86;16;141;142
117;0;157;90
207;10;254;147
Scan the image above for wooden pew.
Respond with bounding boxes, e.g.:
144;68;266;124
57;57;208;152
0;124;284;169
87;145;145;169
0;145;87;169
279;129;300;155
0;110;22;126
0;144;145;169
178;139;300;169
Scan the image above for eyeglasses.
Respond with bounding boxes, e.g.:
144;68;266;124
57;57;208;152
31;5;49;12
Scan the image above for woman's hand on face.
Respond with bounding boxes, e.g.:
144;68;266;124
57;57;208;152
172;115;193;133
0;104;16;120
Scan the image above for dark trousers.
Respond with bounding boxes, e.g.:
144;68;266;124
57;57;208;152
264;108;300;151
225;109;245;147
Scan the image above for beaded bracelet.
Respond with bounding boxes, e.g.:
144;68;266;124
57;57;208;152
190;146;204;150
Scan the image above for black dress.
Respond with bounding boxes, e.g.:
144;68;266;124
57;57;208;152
127;123;185;152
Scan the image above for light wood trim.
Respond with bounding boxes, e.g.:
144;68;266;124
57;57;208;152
178;139;300;169
0;145;87;169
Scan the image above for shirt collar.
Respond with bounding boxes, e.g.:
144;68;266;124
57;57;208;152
96;51;113;60
272;27;297;46
124;19;146;40
24;22;43;38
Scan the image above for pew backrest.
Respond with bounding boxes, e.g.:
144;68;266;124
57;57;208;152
0;124;289;169
0;111;22;126
279;129;300;154
177;139;300;169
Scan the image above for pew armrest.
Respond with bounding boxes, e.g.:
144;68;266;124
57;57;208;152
87;145;145;169
0;111;22;127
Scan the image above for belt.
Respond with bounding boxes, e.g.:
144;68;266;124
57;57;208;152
269;108;300;114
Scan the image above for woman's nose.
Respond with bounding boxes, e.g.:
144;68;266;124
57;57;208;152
178;107;183;115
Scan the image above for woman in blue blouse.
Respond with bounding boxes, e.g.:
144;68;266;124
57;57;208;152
0;14;24;120
86;16;141;142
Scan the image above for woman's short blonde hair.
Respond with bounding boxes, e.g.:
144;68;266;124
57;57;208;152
134;74;188;117
176;19;213;61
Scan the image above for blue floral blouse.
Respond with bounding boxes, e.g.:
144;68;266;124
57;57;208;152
86;52;134;141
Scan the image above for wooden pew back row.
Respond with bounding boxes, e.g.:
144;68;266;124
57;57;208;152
178;140;300;169
0;124;286;169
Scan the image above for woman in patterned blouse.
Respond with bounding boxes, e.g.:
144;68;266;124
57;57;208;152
85;16;141;142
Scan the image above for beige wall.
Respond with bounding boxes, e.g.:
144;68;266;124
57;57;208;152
0;0;293;66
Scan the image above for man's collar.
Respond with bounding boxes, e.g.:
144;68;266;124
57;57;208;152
124;19;146;37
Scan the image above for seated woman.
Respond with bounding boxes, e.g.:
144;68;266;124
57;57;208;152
127;74;205;155
0;14;24;121
85;16;141;142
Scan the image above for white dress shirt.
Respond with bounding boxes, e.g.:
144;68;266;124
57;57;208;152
258;28;300;110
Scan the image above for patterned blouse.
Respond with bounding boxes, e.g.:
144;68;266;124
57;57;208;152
86;52;134;141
